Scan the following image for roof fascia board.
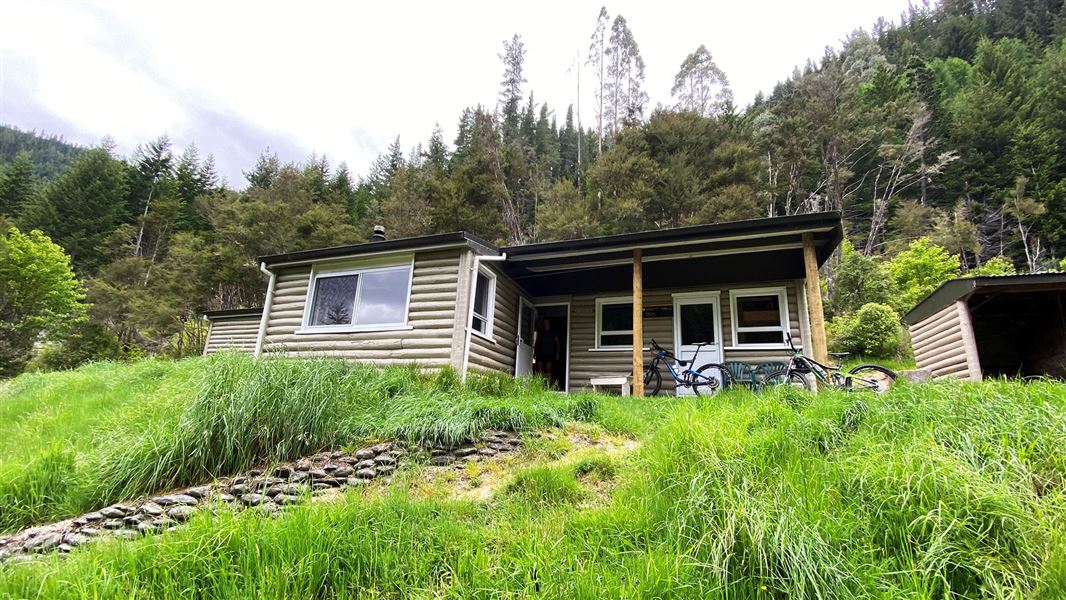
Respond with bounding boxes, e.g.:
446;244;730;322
522;242;805;273
506;225;834;263
262;241;475;270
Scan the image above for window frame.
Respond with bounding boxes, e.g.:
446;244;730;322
594;296;635;350
297;255;415;334
470;266;497;341
729;286;790;349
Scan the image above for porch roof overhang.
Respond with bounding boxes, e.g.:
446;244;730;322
501;212;843;297
903;272;1066;325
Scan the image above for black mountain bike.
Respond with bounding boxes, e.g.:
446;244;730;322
764;333;896;393
643;339;729;396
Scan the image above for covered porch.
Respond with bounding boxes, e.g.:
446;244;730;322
502;212;842;394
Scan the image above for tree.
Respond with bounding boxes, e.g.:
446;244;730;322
587;6;610;155
886;237;962;310
0;152;36;218
827;239;898;317
605;15;648;133
671;45;732;117
1005;176;1047;271
244;150;280;189
499;34;527;142
0;226;85;377
19;147;129;273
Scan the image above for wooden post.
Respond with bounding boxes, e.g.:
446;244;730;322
632;248;644;396
802;233;829;365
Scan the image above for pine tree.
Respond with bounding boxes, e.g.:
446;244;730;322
499;34;527;142
244;150;281;189
19;148;129;273
425;125;450;173
0;152;36;218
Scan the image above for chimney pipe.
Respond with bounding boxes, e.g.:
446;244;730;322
370;225;386;243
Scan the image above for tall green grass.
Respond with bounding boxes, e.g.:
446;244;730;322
2;378;1062;598
0;353;603;533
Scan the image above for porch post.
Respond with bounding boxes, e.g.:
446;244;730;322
801;232;829;365
632;248;644;396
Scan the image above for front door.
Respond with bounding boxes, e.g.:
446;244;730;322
515;298;536;377
672;292;723;396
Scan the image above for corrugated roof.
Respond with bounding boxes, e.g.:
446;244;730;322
903;272;1066;325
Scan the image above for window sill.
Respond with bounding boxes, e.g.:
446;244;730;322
294;324;413;335
724;344;792;351
471;329;496;344
589;347;650;352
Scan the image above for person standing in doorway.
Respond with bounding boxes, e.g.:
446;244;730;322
534;317;561;386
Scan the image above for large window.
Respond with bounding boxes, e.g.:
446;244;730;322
302;261;413;331
595;297;633;348
471;269;496;338
730;287;789;347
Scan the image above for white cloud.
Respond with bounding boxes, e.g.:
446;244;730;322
0;0;915;185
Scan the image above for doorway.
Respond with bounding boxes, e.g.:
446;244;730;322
533;303;569;391
672;292;723;396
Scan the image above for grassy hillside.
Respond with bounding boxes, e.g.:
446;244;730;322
0;356;1064;597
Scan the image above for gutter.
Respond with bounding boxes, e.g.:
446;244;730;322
253;261;277;358
460;252;507;380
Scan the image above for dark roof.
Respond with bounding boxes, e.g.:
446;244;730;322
503;211;842;263
203;307;263;320
257;212;843;277
258;232;499;266
903;272;1066;325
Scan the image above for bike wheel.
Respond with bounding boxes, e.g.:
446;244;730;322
762;369;812;391
691;363;731;396
848;364;896;393
643;366;662;396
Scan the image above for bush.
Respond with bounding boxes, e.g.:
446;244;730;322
29;321;123;372
828;302;903;358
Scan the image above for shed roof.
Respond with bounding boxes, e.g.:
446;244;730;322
903;272;1066;325
203;307;263;320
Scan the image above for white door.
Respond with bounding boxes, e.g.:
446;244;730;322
672;293;724;396
515;298;536;377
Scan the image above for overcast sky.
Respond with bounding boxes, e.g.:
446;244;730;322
0;0;916;186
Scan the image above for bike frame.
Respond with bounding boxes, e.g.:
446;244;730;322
648;344;714;387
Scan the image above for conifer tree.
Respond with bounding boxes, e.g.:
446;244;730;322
0;152;36;219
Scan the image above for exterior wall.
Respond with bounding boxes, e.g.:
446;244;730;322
468;262;528;375
260;249;465;368
203;315;261;354
909;301;982;380
564;280;805;392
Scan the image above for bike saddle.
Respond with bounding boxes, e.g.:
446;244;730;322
829;352;850;358
676;360;688;366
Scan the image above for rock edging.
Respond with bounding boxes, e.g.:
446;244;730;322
0;430;522;561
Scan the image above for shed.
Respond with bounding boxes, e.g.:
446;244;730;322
203;308;263;355
902;273;1066;380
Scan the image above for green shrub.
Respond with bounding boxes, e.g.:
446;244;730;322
29;321;123;372
828;302;903;358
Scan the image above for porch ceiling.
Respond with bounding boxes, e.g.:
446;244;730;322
501;213;842;298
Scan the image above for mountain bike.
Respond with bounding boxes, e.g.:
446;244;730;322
764;333;896;393
643;339;729;396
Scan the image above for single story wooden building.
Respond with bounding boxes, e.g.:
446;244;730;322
902;273;1066;380
205;212;842;394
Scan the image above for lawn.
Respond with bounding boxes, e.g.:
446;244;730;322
0;355;1064;598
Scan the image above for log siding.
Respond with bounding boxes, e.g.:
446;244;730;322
468;262;528;375
563;280;806;392
204;315;261;354
908;301;982;380
259;249;465;368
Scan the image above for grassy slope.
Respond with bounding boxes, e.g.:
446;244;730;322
1;357;1064;598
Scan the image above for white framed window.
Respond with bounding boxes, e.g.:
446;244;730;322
471;267;496;339
595;296;634;349
299;257;414;333
729;287;790;348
